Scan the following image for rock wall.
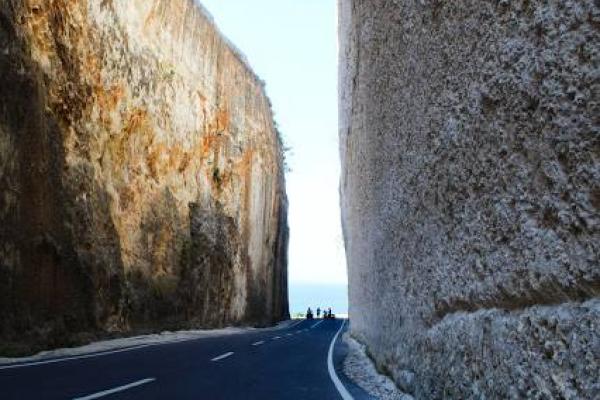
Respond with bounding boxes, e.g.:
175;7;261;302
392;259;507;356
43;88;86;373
0;0;288;354
339;1;599;398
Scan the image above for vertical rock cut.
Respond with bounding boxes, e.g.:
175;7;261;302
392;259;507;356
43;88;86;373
339;1;599;398
0;0;288;353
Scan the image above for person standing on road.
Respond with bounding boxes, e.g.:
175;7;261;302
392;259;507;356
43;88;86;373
316;307;321;318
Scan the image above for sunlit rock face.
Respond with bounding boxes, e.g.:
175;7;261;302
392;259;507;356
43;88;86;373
339;0;599;398
0;0;288;353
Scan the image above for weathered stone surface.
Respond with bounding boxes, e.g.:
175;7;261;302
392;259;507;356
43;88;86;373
339;0;599;398
0;0;288;354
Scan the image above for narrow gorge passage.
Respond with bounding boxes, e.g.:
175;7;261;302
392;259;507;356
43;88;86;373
2;0;597;399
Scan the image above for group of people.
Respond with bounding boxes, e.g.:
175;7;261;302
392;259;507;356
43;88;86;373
306;307;334;319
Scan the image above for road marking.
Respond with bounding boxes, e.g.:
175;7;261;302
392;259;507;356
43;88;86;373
327;320;354;400
286;333;293;336
72;378;156;400
0;321;303;371
311;320;324;329
0;344;154;371
211;352;234;362
296;330;302;334
252;341;265;346
272;336;281;340
288;320;303;329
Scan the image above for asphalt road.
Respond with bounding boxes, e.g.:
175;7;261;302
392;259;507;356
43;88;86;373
0;318;370;400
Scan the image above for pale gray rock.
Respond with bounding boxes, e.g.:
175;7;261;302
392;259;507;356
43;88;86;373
393;369;416;395
343;333;414;400
339;0;600;398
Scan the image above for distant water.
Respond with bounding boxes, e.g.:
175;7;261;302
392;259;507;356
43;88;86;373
289;282;348;316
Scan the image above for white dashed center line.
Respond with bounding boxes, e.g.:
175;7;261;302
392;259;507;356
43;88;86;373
311;320;324;329
252;341;265;346
272;336;281;340
211;352;234;362
72;378;156;400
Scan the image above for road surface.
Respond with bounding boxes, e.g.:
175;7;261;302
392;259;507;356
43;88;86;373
0;319;370;399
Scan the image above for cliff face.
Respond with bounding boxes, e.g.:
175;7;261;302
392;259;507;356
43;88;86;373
339;1;599;398
0;0;288;353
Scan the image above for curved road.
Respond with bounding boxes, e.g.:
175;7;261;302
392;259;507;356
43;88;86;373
0;319;368;400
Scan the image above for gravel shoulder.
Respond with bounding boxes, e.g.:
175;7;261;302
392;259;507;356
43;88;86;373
343;333;414;400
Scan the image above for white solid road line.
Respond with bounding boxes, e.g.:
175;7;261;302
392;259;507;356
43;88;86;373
252;341;265;346
72;378;156;400
0;344;154;371
311;320;324;329
211;352;234;362
327;320;354;400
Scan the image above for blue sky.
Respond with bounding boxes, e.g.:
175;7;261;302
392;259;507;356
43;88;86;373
200;1;347;290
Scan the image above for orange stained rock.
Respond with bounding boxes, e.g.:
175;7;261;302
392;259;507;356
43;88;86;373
123;108;148;137
215;109;230;133
96;83;125;125
0;0;288;349
146;143;169;181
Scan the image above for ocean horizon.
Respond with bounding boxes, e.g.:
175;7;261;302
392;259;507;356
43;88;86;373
289;282;348;316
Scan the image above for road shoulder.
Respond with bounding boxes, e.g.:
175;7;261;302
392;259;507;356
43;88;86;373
340;330;414;400
332;321;377;400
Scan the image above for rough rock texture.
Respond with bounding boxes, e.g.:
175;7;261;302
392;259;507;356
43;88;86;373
339;0;599;398
343;333;414;400
0;0;288;354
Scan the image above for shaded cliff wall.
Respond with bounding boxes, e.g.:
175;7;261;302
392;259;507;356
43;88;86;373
339;1;599;398
0;0;288;353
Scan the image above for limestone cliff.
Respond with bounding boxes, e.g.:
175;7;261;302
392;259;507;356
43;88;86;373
339;1;599;398
0;0;288;354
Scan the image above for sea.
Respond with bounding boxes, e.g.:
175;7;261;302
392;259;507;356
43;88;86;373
288;282;348;317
